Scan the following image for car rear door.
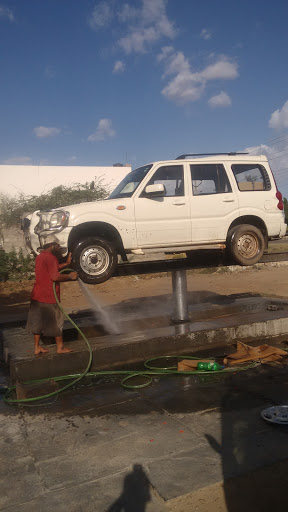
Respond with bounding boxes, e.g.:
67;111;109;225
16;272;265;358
189;162;239;242
230;162;282;236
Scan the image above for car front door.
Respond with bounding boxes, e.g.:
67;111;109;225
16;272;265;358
134;164;191;247
189;163;239;242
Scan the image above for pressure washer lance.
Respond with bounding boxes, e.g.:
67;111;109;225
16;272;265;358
197;362;224;371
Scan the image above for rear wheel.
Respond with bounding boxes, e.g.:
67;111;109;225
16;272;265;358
227;224;264;265
73;237;117;284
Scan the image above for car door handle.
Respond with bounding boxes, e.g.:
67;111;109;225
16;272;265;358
172;200;186;205
222;198;235;202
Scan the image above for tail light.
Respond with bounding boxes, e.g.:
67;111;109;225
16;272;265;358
276;190;284;210
268;165;284;210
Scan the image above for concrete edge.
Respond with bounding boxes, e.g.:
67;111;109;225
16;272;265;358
9;315;288;382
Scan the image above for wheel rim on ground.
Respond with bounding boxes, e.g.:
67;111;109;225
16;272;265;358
80;246;110;276
236;233;259;259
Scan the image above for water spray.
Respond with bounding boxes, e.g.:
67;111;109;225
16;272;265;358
77;279;120;335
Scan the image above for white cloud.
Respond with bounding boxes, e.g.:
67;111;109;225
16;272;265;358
87;1;176;56
0;5;14;22
87;118;115;142
88;1;113;30
33;126;61;138
201;58;238;80
269;100;288;130
119;27;158;54
118;0;176;54
2;156;32;164
113;60;125;73
160;48;190;76
245;140;288;194
246;143;273;156
200;28;211;40
44;65;56;79
157;45;173;62
118;3;138;22
158;47;238;105
208;91;232;108
162;71;204;104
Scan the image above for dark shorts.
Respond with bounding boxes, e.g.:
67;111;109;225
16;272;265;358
26;300;64;337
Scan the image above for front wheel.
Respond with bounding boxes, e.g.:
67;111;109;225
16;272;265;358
227;224;264;266
73;237;117;284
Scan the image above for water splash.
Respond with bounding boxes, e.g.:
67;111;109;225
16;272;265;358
78;279;120;335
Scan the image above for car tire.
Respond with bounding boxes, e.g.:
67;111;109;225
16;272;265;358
73;237;117;284
227;224;264;266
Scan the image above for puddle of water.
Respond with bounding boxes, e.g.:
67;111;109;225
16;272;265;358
64;314;172;340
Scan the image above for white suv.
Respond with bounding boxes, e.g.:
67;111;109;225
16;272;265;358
24;153;287;284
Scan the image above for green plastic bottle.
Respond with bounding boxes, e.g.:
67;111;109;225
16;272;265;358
196;362;224;371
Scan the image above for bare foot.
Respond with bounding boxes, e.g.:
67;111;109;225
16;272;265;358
35;346;49;355
57;347;73;354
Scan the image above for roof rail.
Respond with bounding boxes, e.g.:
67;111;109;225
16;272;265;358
176;152;249;160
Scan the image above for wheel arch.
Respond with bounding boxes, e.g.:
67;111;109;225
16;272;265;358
68;221;127;260
227;216;268;248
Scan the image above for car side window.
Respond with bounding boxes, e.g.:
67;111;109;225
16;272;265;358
141;165;184;197
231;164;271;191
190;164;232;195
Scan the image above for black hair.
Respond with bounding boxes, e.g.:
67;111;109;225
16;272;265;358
42;242;58;250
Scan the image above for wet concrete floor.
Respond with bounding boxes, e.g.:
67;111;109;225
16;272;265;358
2;349;288;511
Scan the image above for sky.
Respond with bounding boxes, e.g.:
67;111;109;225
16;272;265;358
1;0;288;196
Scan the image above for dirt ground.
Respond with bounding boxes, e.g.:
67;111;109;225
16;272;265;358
1;262;288;318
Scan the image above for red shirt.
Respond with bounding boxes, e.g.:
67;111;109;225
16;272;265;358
31;251;60;303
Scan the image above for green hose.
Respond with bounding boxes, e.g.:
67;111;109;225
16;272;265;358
5;269;93;404
4;269;257;405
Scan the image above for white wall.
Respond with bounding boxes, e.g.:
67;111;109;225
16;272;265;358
0;164;131;253
0;165;131;197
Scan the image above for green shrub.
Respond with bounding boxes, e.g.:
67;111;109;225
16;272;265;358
284;197;288;226
0;249;35;282
0;179;108;228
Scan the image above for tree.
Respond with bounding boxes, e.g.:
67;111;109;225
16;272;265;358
284;197;288;224
0;179;109;228
245;174;257;190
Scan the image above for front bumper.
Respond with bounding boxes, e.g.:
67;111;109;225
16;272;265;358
37;227;72;256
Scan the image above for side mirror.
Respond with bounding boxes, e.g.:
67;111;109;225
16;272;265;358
145;183;165;196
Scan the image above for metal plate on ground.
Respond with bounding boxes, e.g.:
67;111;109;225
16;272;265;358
261;405;288;424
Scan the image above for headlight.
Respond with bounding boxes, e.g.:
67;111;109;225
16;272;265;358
49;211;68;228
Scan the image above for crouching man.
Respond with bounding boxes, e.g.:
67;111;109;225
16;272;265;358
26;234;77;355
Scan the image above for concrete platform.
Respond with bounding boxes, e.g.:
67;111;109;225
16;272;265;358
2;361;288;510
1;294;288;383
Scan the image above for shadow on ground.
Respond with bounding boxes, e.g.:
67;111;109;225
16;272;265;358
107;464;151;512
219;388;288;512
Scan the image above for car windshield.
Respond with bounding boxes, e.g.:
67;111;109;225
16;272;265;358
108;164;153;199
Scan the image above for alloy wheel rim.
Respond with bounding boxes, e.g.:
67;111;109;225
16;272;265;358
80;246;110;275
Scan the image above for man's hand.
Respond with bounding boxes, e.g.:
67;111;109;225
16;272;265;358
69;271;78;281
59;252;73;270
66;252;72;266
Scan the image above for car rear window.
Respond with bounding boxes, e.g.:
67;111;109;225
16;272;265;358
231;164;271;191
190;164;232;195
